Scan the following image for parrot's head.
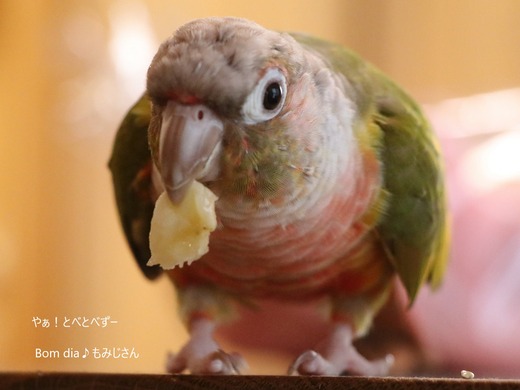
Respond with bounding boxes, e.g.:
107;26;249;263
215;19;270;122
147;17;353;210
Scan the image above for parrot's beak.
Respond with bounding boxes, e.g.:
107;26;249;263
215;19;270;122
159;101;223;204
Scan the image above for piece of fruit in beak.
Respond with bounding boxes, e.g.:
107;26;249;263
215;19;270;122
159;101;223;203
147;181;218;270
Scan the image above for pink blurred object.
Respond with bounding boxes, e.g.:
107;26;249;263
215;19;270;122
409;183;520;377
407;89;520;378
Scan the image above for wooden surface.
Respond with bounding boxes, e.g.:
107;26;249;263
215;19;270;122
1;373;519;390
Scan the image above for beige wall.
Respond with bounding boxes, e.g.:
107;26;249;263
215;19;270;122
1;0;520;373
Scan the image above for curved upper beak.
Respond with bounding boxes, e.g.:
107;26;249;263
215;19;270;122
158;101;223;203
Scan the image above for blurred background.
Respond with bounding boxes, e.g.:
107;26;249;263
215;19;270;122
2;0;520;377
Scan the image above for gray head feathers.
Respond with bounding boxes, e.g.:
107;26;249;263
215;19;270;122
147;17;302;118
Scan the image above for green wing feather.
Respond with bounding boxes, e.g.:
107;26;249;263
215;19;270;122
373;87;449;302
108;94;161;280
294;34;449;302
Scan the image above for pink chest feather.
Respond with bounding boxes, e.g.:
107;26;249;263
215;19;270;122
170;170;391;300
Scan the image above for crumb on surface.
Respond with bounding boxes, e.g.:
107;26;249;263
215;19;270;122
460;369;475;379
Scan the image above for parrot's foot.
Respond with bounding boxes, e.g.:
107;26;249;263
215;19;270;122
288;323;394;376
289;349;394;376
166;318;248;375
166;349;246;375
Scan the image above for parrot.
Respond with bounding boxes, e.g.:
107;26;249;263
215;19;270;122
109;17;448;376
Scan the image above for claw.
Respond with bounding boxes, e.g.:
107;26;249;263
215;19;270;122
207;350;248;374
288;350;330;375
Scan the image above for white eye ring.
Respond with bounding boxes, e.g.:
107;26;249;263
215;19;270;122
241;68;287;125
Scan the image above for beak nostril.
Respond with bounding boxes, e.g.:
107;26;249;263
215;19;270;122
197;110;204;120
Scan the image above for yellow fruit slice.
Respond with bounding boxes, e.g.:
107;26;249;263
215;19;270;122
147;181;218;270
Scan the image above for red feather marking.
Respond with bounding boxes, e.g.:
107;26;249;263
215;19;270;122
131;161;153;200
166;92;202;105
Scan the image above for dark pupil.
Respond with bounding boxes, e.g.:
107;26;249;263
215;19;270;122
263;82;282;110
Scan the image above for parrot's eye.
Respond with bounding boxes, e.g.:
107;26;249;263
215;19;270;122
263;82;282;110
241;67;287;125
